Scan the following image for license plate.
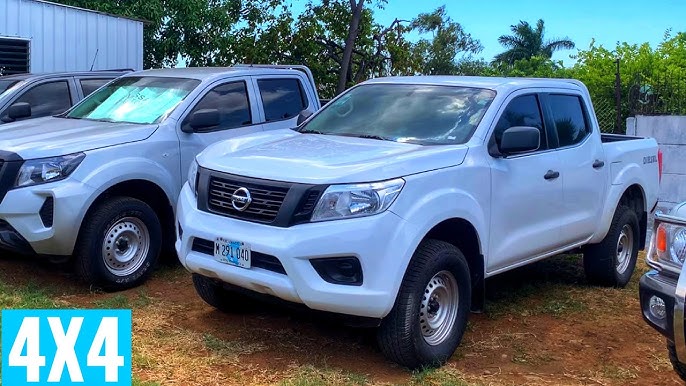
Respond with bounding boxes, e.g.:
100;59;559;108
214;237;251;268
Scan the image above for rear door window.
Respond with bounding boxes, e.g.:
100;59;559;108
547;94;590;147
257;78;307;122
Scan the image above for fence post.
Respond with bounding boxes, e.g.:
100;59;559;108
614;58;622;133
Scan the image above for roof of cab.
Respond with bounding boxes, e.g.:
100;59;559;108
363;76;587;93
0;70;131;82
126;66;307;81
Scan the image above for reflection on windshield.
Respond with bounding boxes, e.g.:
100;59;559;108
301;84;496;145
66;76;200;124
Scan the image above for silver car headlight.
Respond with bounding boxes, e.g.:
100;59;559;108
311;178;405;222
187;159;199;196
15;153;85;187
655;223;686;267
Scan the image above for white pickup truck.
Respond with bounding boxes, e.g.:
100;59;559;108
0;65;320;290
176;76;660;368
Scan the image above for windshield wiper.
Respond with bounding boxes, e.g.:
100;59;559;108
298;129;326;135
336;133;396;142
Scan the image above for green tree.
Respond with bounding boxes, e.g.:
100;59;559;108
410;6;482;75
494;19;575;66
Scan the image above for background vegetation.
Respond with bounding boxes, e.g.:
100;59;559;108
54;0;686;111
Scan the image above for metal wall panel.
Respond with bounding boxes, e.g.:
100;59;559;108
0;0;143;73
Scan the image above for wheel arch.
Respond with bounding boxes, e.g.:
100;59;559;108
417;217;485;312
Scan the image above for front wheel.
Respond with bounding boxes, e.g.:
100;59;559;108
75;196;162;291
583;205;639;287
377;239;471;369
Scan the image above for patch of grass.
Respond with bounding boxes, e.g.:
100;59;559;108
133;378;161;386
537;290;587;317
601;364;638;380
408;367;472;386
94;290;152;309
0;281;62;309
202;333;266;356
280;366;369;386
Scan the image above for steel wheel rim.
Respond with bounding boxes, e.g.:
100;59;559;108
419;270;459;346
616;224;634;274
102;217;150;277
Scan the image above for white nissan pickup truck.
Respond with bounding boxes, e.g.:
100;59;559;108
0;65;320;290
176;76;660;368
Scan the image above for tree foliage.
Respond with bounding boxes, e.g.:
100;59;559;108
494;19;575;66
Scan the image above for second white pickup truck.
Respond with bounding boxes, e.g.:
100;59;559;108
176;76;660;368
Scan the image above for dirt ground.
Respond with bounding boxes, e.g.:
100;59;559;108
0;251;683;386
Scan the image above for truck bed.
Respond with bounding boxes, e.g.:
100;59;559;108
601;133;646;143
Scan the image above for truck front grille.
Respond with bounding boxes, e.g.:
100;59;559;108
207;176;289;223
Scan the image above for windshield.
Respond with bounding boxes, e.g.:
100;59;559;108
300;84;496;145
66;76;200;124
0;79;21;98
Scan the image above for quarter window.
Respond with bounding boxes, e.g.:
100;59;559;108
182;81;252;132
12;81;72;120
548;95;590;147
493;95;546;150
257;78;307;122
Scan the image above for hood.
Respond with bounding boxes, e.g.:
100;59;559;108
197;129;469;184
0;117;157;159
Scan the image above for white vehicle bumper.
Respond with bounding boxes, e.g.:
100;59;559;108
0;180;93;256
175;184;415;319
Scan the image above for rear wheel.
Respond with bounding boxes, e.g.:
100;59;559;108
583;205;639;288
377;239;471;369
75;197;161;291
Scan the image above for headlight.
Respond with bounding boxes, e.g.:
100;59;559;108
15;153;85;187
311;178;404;222
188;160;199;196
655;223;686;267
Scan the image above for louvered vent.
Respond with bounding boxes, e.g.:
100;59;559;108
0;38;30;76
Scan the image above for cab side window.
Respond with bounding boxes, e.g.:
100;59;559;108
548;94;590;147
182;81;252;132
493;94;546;150
11;81;72;120
257;78;307;122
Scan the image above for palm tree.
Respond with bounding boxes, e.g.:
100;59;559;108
493;19;575;65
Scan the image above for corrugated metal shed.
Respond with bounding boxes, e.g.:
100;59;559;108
0;0;143;73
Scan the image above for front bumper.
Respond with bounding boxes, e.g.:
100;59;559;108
0;180;94;256
639;270;678;341
175;184;417;319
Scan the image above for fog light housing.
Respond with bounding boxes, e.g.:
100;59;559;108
649;296;667;320
311;257;363;286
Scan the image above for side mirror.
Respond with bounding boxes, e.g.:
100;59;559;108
499;126;540;155
186;109;220;132
296;108;315;126
8;102;31;120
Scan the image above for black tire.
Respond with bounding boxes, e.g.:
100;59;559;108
192;274;253;312
668;341;686;383
583;205;640;287
75;196;161;291
377;239;471;369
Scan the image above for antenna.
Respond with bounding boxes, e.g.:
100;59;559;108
90;49;99;71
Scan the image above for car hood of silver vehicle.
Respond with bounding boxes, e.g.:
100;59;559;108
0;117;157;159
197;129;470;184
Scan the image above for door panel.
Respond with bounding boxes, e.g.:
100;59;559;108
545;94;608;245
488;152;563;272
178;78;264;178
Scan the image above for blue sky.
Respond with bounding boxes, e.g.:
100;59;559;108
289;0;686;66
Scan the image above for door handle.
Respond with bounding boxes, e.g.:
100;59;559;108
593;160;605;169
544;170;560;180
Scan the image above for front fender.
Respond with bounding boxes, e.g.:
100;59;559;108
389;168;489;288
72;156;178;232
